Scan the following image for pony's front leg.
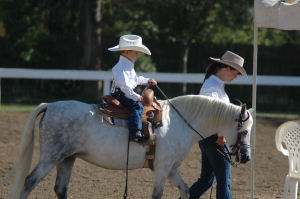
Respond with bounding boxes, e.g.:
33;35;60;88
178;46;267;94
152;165;170;199
168;168;189;199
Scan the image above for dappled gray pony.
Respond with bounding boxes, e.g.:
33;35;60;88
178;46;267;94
9;95;253;199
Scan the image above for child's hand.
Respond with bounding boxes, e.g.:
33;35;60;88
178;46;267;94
148;78;157;86
138;96;143;102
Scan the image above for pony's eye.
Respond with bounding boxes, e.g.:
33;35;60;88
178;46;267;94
240;130;248;135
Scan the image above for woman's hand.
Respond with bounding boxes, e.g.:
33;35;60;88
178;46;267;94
216;136;226;146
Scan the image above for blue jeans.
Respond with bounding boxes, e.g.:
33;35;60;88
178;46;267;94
189;134;232;199
111;89;143;132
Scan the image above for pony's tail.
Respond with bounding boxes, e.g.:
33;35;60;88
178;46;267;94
9;103;47;199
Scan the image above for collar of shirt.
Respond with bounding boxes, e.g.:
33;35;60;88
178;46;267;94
209;75;225;88
200;75;229;103
119;55;134;69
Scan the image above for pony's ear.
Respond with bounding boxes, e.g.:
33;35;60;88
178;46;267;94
248;108;255;116
241;104;247;115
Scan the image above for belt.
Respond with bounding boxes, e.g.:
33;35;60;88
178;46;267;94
114;87;121;92
111;87;122;94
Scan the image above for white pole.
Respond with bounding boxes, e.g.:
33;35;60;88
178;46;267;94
103;80;111;96
0;78;1;106
251;24;258;199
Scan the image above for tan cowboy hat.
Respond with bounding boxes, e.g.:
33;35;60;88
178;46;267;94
108;34;151;55
210;51;248;77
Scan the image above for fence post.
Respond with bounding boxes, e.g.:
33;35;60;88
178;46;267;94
0;78;1;107
103;80;111;96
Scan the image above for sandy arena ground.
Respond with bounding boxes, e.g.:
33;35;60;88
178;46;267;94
0;110;298;199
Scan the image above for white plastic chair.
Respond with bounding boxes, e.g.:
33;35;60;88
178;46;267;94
275;120;300;199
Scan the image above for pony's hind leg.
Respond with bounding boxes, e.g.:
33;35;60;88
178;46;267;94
168;168;189;199
20;161;56;199
54;157;76;199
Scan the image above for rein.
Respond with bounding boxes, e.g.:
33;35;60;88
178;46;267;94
155;85;240;167
123;135;130;199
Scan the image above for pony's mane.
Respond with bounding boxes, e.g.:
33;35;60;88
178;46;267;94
160;95;241;134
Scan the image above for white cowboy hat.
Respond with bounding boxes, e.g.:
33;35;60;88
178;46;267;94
108;34;151;55
210;51;248;77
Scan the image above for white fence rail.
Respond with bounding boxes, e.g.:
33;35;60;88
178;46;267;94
0;68;300;102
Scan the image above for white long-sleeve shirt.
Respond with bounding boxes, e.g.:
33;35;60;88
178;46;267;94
199;75;230;103
111;55;149;101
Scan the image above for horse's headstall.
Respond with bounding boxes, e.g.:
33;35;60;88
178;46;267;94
238;130;249;136
235;111;250;130
230;129;249;166
231;130;245;154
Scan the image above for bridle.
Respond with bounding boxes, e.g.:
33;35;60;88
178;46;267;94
236;104;250;129
229;104;251;166
229;129;250;164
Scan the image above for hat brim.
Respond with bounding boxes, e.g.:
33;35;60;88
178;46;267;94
210;58;248;77
108;45;151;55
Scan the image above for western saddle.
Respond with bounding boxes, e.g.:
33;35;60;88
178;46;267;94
98;88;163;170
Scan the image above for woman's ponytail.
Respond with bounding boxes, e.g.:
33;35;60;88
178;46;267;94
203;61;230;83
204;62;218;81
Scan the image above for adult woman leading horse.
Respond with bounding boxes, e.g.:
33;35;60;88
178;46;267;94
189;51;249;199
9;94;253;199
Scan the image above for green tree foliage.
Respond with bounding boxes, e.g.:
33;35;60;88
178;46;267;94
0;0;90;68
0;0;300;110
101;0;157;71
135;53;156;72
101;0;158;37
1;0;298;68
0;0;50;64
0;0;104;103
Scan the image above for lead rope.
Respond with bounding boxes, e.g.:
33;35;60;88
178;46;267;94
155;85;238;167
209;184;213;199
123;135;130;199
210;143;233;199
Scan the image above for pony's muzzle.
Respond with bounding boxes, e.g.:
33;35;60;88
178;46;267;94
240;146;251;163
240;153;250;163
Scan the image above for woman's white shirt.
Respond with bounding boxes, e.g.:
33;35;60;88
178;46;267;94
199;75;230;103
